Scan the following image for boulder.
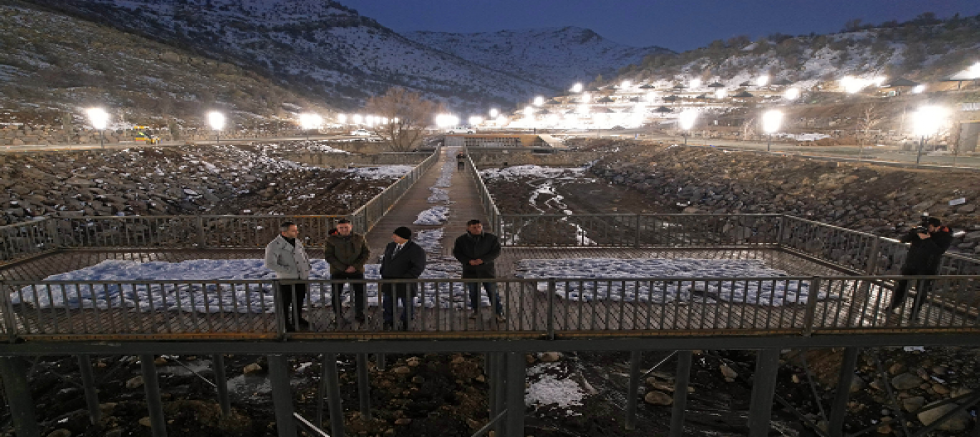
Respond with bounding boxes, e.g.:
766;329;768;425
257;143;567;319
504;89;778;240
644;390;673;406
917;402;971;432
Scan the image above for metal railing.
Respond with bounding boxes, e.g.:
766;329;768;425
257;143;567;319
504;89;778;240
348;147;440;233
465;150;502;235
497;214;783;248
4;275;980;341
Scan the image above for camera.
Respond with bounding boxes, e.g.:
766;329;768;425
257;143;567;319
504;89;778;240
912;212;930;234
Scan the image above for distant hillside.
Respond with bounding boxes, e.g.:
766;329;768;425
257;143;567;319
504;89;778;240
403;27;673;89
26;0;552;110
0;1;331;124
612;13;980;89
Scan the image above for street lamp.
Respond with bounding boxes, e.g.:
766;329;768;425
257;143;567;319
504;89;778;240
756;75;769;87
208;111;225;145
714;88;727;100
783;87;801;101
299;113;323;141
468;116;483;126
86;108;109;149
762;110;783;152
570;83;583;93
690;78;702;89
678;109;698;145
489;108;499;119
912;105;949;167
533;96;544;106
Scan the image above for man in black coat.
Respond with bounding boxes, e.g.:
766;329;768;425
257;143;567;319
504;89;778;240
888;216;953;319
453;220;506;322
379;226;426;330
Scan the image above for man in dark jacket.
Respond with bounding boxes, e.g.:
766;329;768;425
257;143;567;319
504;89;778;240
324;219;371;324
453;220;506;322
379;226;426;330
888;217;953;319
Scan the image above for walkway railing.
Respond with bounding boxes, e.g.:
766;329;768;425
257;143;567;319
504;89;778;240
348;147;440;233
465;152;502;235
3;275;980;341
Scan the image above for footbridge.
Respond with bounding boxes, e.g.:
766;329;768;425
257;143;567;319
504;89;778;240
2;146;980;437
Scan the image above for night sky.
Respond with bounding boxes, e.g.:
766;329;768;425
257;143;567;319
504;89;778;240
340;0;980;52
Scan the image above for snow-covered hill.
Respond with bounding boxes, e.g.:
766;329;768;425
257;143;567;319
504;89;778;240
403;27;673;89
27;0;552;110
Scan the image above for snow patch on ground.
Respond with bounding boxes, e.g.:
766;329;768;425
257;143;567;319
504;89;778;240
777;133;831;141
346;166;414;179
414;205;450;225
427;187;449;204
526;363;586;411
480;165;586;181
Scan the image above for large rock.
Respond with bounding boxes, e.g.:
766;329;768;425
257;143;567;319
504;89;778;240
644;390;673;406
917;402;971;432
891;373;922;390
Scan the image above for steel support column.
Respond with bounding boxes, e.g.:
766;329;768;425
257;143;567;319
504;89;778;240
506;352;525;437
748;349;780;437
492;352;507;437
669;351;693;437
357;353;371;420
140;354;168;437
78;354;101;424
323;353;346;437
212;354;231;416
625;351;642;430
268;354;297;437
828;347;860;437
0;356;40;437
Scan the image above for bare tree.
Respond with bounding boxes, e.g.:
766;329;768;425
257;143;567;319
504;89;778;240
366;87;443;152
858;103;882;152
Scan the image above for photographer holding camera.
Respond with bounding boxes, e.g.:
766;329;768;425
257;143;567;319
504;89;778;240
887;214;952;319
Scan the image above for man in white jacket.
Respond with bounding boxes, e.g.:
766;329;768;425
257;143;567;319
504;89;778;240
264;222;312;331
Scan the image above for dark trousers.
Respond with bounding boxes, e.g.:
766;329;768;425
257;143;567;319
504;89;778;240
381;282;415;328
278;282;307;328
467;281;504;315
331;271;365;318
457;160;465;171
890;266;935;317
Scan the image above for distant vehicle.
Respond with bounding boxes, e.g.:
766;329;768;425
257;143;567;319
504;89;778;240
133;126;160;145
446;127;475;134
350;129;372;136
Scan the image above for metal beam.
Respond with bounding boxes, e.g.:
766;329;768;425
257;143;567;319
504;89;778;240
625;351;642;430
212;354;231;416
140;354;168;437
356;353;371;420
493;352;507;437
506;352;525;437
0;357;40;437
77;354;101;424
747;349;780;437
669;351;693;437
828;348;860;437
267;354;297;437
323;353;345;437
5;334;980;356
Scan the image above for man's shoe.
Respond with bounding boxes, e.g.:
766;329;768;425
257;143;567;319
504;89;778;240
890;306;902;315
495;314;507;323
469;311;479;319
297;318;311;329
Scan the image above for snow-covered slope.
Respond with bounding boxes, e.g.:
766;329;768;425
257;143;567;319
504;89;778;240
404;27;673;89
29;0;551;109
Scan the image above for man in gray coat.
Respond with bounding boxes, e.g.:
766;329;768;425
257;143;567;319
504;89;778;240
379;226;426;330
264;222;312;331
324;219;371;324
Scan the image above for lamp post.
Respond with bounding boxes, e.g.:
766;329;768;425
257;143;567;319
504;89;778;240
762;110;783;152
678;109;698;145
208;111;225;145
86;108;109;149
299;113;323;141
912;106;948;167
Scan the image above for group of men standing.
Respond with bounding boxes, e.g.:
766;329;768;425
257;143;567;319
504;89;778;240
263;219;505;331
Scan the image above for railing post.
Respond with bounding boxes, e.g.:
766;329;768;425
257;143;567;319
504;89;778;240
547;279;556;339
1;282;19;343
78;355;102;424
776;215;786;247
625;351;642;430
45;217;62;249
634;214;642;248
865;238;881;275
196;216;207;248
802;277;822;337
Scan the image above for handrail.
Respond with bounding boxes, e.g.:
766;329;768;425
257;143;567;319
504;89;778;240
463;146;503;235
349;146;440;233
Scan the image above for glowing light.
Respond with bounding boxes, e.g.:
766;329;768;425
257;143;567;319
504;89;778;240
646;92;658;102
620;80;631;89
208;112;225;131
690;78;702;89
577;104;590;115
756;75;769;87
489;108;499;118
762;110;783;134
581;92;591;103
913;106;949;137
495;115;507;124
299;113;323;130
968;62;980;79
353;114;363;124
435;113;458;128
783;87;801;101
468;116;484;126
570;83;583;93
523;106;534;117
533;96;545;106
873;77;887;87
338;114;347;123
912;85;926;94
86;108;109;130
840;76;868;94
714;89;728;99
678;109;698;131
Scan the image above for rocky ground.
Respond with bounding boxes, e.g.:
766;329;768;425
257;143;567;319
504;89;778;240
0;141;394;224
